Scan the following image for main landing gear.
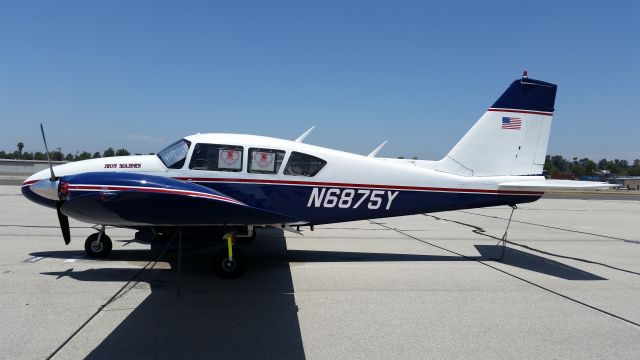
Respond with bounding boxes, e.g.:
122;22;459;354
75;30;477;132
82;226;249;278
84;225;112;258
212;233;246;279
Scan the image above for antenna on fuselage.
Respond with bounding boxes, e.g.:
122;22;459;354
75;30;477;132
295;125;316;142
367;140;388;157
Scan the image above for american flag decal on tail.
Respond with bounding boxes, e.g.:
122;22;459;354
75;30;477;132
501;117;522;130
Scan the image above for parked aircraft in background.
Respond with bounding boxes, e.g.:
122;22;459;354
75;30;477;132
21;72;610;278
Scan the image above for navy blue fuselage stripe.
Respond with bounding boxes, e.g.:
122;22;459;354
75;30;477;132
173;177;542;195
192;181;540;225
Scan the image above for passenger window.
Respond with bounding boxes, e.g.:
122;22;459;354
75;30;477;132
189;143;244;172
283;152;327;177
248;148;286;174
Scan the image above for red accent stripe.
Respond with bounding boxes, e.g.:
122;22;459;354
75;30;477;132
488;108;553;116
174;177;543;196
22;180;38;186
67;185;245;205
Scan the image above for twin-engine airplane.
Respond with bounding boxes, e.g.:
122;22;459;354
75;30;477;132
22;72;610;278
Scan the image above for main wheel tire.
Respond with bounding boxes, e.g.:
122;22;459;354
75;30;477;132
212;247;246;279
84;233;112;258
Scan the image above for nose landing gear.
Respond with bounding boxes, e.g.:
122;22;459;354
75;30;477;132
84;225;112;258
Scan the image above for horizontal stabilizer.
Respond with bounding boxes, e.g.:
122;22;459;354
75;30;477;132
498;180;617;191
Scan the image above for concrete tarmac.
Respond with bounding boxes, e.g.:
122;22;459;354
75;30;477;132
1;184;639;359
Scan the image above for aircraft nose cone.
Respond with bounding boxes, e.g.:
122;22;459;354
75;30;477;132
30;179;60;201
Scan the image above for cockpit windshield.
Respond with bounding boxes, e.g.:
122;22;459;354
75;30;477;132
157;139;191;169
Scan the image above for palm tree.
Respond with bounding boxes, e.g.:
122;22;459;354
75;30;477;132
17;142;24;159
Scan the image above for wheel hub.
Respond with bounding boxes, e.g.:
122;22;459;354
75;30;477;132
91;240;104;253
222;258;237;272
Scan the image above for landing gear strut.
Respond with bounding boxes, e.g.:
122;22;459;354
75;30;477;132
234;229;256;245
84;225;112;258
212;233;246;278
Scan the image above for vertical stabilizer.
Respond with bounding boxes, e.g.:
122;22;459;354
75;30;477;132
435;73;557;177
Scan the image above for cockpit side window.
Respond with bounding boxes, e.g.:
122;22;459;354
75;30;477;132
248;148;286;174
189;143;244;172
157;139;191;169
283;152;327;177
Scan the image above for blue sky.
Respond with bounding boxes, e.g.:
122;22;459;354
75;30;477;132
1;0;638;160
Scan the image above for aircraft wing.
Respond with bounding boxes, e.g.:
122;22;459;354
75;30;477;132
498;180;616;191
59;172;305;226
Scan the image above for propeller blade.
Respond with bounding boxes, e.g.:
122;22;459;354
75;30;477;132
56;202;71;245
40;123;56;181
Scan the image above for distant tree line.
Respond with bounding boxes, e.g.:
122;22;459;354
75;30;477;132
0;142;151;161
392;154;640;178
544;155;640;177
1;142;638;177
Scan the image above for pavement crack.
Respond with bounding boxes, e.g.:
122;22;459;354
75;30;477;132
103;307;137;312
368;219;640;330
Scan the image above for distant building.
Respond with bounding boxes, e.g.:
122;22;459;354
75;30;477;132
550;173;576;180
580;175;606;182
0;159;66;177
611;177;640;191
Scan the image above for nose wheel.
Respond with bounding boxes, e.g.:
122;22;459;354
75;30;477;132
84;229;112;258
212;233;246;278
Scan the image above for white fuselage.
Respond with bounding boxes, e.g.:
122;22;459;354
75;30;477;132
25;133;544;195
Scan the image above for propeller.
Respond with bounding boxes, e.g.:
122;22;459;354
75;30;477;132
56;201;71;244
39;124;71;245
40;124;56;181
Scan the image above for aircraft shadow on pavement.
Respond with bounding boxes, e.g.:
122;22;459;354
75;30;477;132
285;245;605;281
34;230;605;359
473;245;606;281
39;228;306;360
37;245;605;283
